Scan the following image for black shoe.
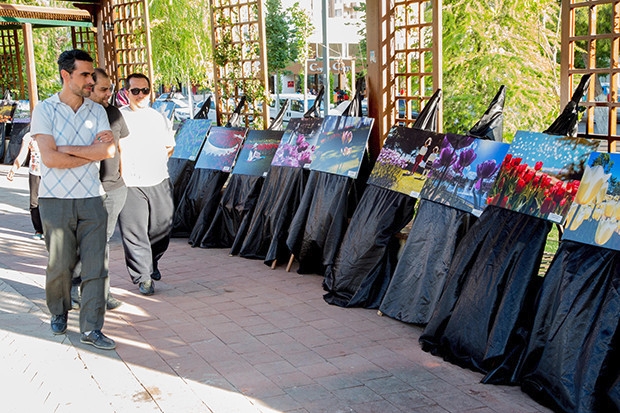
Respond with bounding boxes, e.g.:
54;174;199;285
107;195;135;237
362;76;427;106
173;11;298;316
138;280;154;295
51;313;68;335
151;269;161;280
70;284;81;310
80;330;116;350
106;295;123;310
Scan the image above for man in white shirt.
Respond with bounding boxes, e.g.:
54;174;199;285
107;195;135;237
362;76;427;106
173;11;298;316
30;49;116;350
118;73;175;295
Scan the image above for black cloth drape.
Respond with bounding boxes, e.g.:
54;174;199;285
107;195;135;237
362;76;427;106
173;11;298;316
193;174;264;248
323;184;417;308
378;199;476;324
519;240;620;413
168;157;196;210
419;205;551;385
286;171;352;275
235;166;308;266
171;168;228;239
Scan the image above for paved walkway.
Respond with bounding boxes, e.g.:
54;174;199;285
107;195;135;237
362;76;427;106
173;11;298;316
0;163;552;413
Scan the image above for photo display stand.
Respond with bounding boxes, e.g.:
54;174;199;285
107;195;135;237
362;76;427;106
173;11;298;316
167;119;212;210
286;109;374;275
171;125;246;239
379;86;507;324
193;129;283;248
322;90;442;308
419;75;599;385
232;116;324;267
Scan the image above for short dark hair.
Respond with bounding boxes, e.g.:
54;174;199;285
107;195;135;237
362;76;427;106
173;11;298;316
57;49;93;82
126;73;151;88
92;68;109;83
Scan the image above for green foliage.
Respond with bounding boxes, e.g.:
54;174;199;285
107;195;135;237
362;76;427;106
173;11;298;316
265;0;291;75
149;0;212;89
33;27;71;98
442;0;561;141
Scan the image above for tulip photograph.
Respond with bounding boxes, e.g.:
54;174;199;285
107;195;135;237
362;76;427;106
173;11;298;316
486;130;598;223
231;129;283;177
170;119;212;161
367;126;445;197
195;126;247;172
271;117;323;168
419;136;510;215
562;152;620;251
310;115;374;179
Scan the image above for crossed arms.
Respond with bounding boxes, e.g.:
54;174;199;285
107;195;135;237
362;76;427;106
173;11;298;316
36;130;115;169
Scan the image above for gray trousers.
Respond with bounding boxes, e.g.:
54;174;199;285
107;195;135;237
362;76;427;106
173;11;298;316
118;179;174;284
39;196;108;333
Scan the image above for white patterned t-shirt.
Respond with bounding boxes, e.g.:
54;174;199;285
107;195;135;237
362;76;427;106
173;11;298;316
30;94;111;199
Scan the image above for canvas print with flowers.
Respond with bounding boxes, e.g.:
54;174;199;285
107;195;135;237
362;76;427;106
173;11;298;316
367;126;445;197
231;130;284;177
562;152;620;251
487;130;598;223
419;136;510;216
170;119;212;161
194;126;247;172
310;115;374;179
271;117;324;168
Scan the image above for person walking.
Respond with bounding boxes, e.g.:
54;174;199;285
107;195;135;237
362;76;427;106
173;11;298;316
118;73;175;296
6;131;44;240
71;68;130;310
30;49;116;350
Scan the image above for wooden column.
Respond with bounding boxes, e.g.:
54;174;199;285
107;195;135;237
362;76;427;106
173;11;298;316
22;23;38;111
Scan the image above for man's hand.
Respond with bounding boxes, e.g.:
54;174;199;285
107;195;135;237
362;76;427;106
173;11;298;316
6;169;15;181
94;130;114;144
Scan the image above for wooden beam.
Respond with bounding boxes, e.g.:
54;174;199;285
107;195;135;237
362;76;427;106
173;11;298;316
22;22;38;110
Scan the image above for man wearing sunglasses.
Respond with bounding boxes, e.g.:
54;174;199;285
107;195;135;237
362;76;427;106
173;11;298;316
118;73;175;296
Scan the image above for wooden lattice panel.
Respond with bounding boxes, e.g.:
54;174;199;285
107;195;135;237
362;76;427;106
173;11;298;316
562;0;620;150
209;0;269;128
392;0;442;128
0;29;24;99
71;26;97;65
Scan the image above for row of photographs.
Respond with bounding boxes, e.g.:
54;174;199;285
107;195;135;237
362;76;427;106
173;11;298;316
171;116;618;251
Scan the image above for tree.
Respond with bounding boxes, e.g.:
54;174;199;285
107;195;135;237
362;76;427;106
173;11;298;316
288;2;314;109
442;0;561;141
149;0;213;93
265;0;291;96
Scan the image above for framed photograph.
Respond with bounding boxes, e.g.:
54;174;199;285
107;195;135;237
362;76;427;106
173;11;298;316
562;152;620;250
271;117;324;168
310;115;373;179
0;101;17;123
170;119;211;161
232;129;283;177
367;126;445;197
486;130;598;223
194;126;246;172
420;136;510;216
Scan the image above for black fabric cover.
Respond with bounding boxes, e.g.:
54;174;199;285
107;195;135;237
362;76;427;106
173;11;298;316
519;240;620;413
3;122;30;164
193;174;264;248
171;168;228;238
379;199;476;324
235;166;308;265
419;205;551;385
286;171;351;275
168;157;196;210
323;184;417;308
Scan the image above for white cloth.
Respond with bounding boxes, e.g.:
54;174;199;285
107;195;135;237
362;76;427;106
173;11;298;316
119;106;175;187
30;94;110;199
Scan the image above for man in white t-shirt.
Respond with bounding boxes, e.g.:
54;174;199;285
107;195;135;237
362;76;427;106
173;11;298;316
118;73;175;296
30;49;117;350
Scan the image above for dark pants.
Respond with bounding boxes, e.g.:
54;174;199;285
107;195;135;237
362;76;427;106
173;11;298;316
118;179;174;284
39;196;108;333
29;173;43;234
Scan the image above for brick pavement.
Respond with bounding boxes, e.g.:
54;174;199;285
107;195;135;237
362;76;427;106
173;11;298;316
0;164;552;412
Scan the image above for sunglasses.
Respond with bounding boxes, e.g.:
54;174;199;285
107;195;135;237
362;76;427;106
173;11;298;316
129;87;150;95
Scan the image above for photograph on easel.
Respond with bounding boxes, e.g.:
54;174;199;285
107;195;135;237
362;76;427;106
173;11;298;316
170;119;212;161
563;152;620;250
232;129;284;177
310;115;374;179
194;126;246;172
271;117;324;168
486;130;598;223
419;136;510;216
367;126;445;197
